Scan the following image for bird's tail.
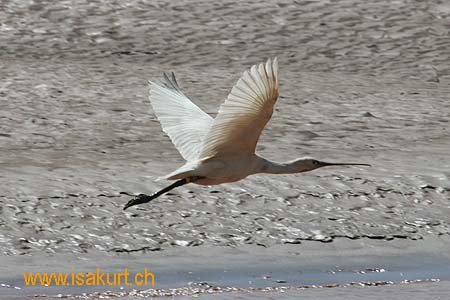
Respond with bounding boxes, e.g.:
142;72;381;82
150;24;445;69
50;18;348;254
157;161;199;181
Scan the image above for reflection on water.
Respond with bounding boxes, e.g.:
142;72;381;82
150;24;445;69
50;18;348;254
2;260;449;299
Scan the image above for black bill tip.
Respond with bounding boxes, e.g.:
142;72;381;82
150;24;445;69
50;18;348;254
320;161;371;167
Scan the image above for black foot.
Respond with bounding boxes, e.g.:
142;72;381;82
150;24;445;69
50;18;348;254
123;194;152;210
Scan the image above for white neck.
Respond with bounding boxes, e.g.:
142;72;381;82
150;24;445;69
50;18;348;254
256;157;308;174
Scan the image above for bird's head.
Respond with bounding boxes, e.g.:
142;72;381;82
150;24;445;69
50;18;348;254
292;157;371;173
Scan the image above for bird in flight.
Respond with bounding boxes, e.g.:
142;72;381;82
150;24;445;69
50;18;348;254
124;58;370;210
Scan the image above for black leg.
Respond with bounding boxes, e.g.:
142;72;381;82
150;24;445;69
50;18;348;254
123;177;199;210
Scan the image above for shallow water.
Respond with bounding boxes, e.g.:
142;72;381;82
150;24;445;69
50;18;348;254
2;238;450;299
174;282;450;300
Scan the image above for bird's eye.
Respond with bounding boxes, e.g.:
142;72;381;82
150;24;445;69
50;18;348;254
312;160;319;165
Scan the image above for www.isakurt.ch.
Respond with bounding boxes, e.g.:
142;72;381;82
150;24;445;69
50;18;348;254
23;267;155;286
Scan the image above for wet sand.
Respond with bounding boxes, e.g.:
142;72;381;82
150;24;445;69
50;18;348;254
1;0;450;298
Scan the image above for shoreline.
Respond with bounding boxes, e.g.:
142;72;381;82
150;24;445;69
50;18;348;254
2;236;450;298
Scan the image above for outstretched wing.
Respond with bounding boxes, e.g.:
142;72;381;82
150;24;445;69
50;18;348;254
149;73;213;161
199;58;279;158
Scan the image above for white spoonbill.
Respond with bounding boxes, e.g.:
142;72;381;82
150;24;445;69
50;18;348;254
124;58;370;210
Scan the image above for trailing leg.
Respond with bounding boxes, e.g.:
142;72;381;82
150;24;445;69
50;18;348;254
123;177;200;210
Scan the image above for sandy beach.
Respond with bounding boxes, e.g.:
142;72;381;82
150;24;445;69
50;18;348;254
1;0;450;298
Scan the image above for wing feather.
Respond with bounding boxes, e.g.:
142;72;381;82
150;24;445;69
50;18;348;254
149;75;213;161
199;58;279;158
